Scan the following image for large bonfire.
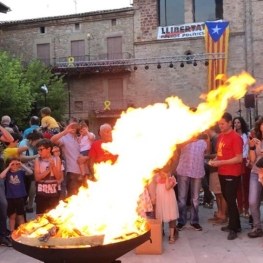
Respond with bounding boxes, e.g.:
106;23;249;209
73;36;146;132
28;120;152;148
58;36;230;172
13;72;258;247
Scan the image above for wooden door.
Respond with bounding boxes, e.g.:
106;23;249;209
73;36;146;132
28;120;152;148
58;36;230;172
71;40;85;61
37;43;50;66
107;37;122;59
108;78;123;109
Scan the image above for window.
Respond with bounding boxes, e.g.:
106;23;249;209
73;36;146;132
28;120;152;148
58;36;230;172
159;0;184;26
108;79;123;109
107;36;122;59
75;23;80;30
39;27;45;34
37;43;50;66
74;101;83;112
111;19;117;26
71;40;85;61
185;51;193;64
193;0;223;22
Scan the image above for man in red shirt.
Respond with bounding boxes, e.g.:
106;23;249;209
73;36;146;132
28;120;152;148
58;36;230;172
88;123;118;180
209;112;243;240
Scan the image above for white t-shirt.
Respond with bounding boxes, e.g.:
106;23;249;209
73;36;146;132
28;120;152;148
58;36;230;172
79;133;95;152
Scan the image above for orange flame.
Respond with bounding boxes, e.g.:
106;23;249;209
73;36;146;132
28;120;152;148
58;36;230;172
18;71;256;245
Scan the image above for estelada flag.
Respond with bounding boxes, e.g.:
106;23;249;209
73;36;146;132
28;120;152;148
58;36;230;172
204;20;230;91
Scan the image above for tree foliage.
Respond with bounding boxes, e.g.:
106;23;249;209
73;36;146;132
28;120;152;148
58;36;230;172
0;50;67;127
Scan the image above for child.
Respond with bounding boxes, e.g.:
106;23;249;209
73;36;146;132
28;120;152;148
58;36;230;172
3;133;28;162
155;164;179;244
34;139;62;214
77;121;95;182
52;145;67;199
40;107;60;135
0;157;33;233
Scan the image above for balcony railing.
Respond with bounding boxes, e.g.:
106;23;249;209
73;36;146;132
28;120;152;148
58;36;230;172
54;52;132;67
87;99;134;112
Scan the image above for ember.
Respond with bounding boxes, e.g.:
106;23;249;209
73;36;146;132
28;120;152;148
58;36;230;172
13;71;259;249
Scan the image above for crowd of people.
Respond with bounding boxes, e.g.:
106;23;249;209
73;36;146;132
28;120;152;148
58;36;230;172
0;109;263;248
141;112;263;244
0;108;116;247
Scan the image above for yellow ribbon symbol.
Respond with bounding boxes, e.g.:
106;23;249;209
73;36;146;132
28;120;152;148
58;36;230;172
67;56;75;67
104;100;111;110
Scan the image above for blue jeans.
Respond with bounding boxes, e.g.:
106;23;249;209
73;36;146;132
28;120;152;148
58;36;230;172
177;175;202;225
249;172;263;229
0;178;8;238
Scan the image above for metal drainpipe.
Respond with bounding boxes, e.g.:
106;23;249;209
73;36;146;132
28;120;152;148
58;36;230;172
248;0;257;118
243;0;248;121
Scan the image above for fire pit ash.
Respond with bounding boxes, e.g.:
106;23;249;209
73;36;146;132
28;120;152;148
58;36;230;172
12;229;151;263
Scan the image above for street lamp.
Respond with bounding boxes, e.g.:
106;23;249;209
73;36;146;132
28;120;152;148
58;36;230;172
41;84;48;106
87;33;94;61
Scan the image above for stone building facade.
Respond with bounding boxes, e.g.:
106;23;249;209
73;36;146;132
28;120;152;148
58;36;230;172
0;0;262;131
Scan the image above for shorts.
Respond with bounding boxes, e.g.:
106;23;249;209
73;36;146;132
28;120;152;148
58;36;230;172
7;197;25;216
36;195;59;215
47;128;60;135
209;171;222;194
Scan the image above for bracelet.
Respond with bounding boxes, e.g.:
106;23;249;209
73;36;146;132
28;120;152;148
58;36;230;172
249;146;256;150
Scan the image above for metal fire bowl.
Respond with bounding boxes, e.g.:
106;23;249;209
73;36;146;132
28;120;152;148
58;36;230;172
12;230;151;263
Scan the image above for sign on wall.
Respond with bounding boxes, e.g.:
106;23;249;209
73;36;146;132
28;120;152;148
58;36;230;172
157;22;205;40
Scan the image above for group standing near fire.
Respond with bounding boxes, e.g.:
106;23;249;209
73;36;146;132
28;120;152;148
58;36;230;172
0;107;263;248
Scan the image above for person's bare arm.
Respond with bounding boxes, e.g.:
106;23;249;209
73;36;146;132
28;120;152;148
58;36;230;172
21;163;33;176
34;158;52;182
0;125;13;142
17;146;29;154
49;157;62;180
51;123;76;144
0;163;11;178
88;157;95;176
20;154;38;163
83;127;95;142
209;153;242;167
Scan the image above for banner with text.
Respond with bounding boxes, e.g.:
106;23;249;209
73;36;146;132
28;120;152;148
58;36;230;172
157;22;205;40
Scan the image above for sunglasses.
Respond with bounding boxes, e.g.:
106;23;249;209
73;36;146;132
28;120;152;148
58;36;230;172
37;147;47;152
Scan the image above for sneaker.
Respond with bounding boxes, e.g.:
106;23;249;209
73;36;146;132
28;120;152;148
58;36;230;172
190;223;202;231
0;236;12;247
227;230;237;240
176;223;185;231
248;228;263;238
221;226;242;233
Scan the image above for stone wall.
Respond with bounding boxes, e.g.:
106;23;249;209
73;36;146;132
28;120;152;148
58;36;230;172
132;0;263;123
0;0;262;127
